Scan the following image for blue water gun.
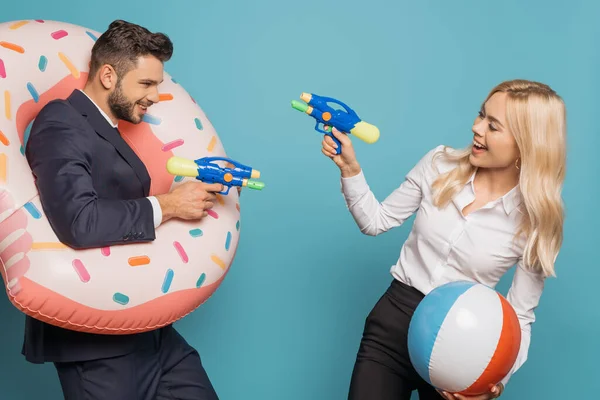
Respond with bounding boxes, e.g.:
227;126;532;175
291;92;380;154
166;156;264;195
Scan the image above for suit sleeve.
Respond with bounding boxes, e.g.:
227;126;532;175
25;105;156;249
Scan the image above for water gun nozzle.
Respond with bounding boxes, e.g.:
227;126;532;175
300;92;312;103
291;100;308;113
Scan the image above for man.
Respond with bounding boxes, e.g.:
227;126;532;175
24;19;221;400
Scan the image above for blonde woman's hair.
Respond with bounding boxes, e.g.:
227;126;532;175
431;79;566;277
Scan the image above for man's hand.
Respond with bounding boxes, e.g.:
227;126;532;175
156;181;224;223
437;384;503;400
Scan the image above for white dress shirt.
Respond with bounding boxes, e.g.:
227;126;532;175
340;144;545;387
78;89;162;228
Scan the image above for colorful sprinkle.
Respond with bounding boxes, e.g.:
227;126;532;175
194;118;203;130
211;254;226;270
161;139;184;152
159;93;173;101
27;82;39;102
161;269;174;293
142;114;161;125
225;232;232;251
72;259;90;283
207;136;217;152
174;175;184;182
4;90;11;120
85;31;97;41
0;131;9;146
24;202;41;219
0;42;24;53
196;273;206;288
189;228;203;238
58;52;80;78
236;203;240;212
35;20;45;23
128;256;150;266
113;292;129;305
38;55;48;72
9;21;29;30
51;30;68;40
190;96;196;104
215;194;225;205
31;242;67;250
236;220;240;231
101;247;110;256
0;59;5;78
0;154;6;183
171;77;177;83
207;209;218;219
173;241;188;263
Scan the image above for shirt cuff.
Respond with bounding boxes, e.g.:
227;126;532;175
146;196;163;228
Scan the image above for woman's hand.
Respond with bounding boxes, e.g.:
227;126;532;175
437;384;503;400
320;127;362;178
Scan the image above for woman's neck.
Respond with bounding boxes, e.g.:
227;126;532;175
473;165;520;199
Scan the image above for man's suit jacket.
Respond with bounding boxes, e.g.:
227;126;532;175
23;89;170;364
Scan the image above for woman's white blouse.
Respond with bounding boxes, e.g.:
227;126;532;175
340;145;546;386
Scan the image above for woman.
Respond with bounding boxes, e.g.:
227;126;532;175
321;80;566;400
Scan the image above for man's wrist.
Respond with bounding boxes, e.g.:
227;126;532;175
155;194;175;223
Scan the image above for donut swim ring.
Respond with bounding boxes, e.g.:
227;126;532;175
0;19;244;334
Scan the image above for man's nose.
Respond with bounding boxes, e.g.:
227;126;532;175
147;88;159;104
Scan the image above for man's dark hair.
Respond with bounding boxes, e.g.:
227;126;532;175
88;19;173;81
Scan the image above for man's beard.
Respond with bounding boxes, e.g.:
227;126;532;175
108;81;141;124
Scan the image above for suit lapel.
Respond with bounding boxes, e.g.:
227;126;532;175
68;90;151;196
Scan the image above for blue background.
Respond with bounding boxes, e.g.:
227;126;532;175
1;1;599;399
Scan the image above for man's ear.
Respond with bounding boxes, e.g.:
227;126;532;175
98;64;117;90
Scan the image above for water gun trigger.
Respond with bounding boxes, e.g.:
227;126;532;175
218;185;231;195
315;121;333;134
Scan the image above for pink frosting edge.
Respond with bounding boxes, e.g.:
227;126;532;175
4;270;230;334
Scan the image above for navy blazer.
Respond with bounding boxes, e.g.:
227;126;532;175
22;89;169;363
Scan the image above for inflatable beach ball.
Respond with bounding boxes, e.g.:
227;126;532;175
0;19;242;334
407;281;521;395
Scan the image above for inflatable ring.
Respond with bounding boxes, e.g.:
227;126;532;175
0;20;242;334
